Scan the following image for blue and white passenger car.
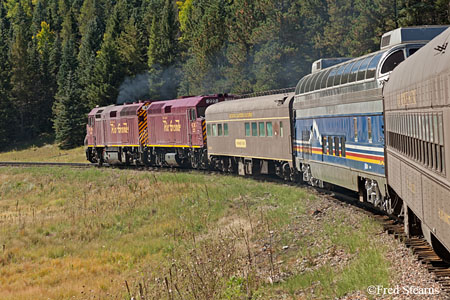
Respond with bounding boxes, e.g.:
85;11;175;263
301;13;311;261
293;26;449;210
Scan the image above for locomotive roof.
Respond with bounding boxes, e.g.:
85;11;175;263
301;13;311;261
88;102;148;117
149;95;216;108
206;92;294;115
384;27;450;96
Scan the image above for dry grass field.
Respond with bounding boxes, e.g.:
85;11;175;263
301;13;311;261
0;143;86;163
0;164;395;299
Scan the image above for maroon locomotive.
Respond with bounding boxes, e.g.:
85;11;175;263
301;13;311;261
85;101;151;165
85;94;229;167
143;95;228;168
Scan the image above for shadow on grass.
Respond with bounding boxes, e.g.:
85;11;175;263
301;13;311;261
0;133;55;153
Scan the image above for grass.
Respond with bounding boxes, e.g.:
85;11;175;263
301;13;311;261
0;164;396;299
0;135;86;163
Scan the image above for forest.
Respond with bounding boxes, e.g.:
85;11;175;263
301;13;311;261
0;0;448;149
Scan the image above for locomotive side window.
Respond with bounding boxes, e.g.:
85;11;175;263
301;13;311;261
280;122;284;137
368;117;372;143
259;122;265;137
207;124;211;136
110;111;117;118
165;106;172;113
251;122;257;136
266;122;273;137
218;124;223;136
381;50;405;74
245;123;250;136
224;123;228;136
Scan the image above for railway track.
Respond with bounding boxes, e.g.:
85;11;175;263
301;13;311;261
1;160;449;295
320;189;450;296
0;161;93;168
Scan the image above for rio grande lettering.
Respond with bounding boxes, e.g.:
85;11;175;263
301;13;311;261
163;120;181;132
110;122;129;134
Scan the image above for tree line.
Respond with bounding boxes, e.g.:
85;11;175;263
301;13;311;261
0;0;448;149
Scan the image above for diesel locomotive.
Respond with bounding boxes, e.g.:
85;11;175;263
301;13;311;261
85;26;450;261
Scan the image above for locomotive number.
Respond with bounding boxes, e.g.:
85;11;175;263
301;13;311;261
206;99;219;104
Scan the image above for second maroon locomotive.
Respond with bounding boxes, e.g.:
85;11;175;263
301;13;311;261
85;94;229;167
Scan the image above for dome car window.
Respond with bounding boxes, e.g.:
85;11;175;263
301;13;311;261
326;67;338;88
320;68;333;89
314;70;327;90
333;64;347;86
349;59;363;82
381;50;405;74
357;55;373;81
365;52;384;79
340;62;355;85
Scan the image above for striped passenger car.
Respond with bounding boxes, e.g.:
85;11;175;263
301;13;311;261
293;26;448;210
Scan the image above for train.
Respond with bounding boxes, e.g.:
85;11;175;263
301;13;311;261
85;25;450;261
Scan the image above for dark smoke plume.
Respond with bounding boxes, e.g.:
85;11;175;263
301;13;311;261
117;73;151;104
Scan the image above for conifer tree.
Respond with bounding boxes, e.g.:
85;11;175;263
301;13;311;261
53;37;86;149
86;31;124;107
0;1;14;148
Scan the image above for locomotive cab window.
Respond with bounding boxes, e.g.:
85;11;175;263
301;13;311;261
189;109;196;121
110;111;117;118
165;106;172;113
197;107;206;117
381;50;405;74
